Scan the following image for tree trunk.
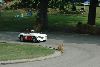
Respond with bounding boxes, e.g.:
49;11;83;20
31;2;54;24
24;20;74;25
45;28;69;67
40;0;48;29
0;10;1;17
88;0;98;25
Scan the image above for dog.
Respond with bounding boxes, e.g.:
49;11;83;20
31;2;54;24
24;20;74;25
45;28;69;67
57;45;65;53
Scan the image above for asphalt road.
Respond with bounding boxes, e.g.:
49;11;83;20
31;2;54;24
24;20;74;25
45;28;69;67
0;31;100;67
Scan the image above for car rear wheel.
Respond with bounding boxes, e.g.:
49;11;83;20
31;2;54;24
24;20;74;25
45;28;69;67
20;36;24;42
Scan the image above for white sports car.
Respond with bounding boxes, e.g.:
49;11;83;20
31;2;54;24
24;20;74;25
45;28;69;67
18;29;47;43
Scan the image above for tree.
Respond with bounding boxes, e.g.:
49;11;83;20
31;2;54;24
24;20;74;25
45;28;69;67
40;0;48;29
47;0;87;11
3;0;15;2
10;0;40;10
88;0;98;25
20;0;40;8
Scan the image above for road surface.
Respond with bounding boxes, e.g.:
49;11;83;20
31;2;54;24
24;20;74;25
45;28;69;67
0;31;100;67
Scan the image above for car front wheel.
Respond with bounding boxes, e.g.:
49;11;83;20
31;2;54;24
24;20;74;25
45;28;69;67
32;37;38;43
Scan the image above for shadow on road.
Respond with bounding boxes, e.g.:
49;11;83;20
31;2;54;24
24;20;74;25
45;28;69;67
45;32;100;46
0;31;100;46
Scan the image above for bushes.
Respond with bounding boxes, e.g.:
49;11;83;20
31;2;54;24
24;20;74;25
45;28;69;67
75;22;100;35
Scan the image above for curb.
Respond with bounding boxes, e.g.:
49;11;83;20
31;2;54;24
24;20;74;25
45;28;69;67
0;44;64;65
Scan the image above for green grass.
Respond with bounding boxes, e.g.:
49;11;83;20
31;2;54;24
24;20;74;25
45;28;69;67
48;14;88;27
0;9;100;31
0;43;54;61
76;6;100;17
0;11;36;31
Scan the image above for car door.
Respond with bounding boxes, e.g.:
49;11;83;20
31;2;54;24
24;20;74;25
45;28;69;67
27;33;33;40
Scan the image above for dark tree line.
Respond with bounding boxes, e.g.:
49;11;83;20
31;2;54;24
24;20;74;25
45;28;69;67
10;0;40;10
9;0;87;10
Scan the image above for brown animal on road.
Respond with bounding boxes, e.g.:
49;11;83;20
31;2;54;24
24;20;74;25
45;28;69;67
58;45;65;51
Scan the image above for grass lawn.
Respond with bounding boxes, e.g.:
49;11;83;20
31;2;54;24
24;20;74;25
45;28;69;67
0;9;100;31
48;14;88;27
76;6;100;18
0;43;54;61
0;11;36;31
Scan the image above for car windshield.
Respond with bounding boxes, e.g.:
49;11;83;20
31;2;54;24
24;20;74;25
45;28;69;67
25;29;41;34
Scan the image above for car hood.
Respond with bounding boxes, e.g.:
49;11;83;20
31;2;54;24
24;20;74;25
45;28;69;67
30;33;47;36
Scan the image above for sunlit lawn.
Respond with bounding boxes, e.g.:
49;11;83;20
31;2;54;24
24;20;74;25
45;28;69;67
0;43;54;61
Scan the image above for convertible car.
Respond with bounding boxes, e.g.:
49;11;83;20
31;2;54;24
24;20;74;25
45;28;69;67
18;29;47;43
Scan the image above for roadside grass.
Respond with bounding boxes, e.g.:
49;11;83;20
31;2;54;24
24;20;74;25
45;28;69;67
0;43;54;61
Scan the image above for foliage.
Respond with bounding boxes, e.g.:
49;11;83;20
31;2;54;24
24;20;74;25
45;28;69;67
3;0;15;2
9;0;87;10
48;0;87;11
10;0;40;10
